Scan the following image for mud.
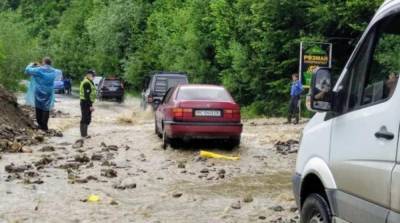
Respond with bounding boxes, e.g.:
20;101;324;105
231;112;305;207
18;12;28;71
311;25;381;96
1;93;305;223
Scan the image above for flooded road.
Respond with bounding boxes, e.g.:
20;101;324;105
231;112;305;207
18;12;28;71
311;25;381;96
1;94;304;223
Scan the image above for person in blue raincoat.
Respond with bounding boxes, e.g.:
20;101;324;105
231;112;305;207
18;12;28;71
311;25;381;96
25;57;59;131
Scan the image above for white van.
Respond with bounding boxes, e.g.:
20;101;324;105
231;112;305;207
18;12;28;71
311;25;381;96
293;1;400;222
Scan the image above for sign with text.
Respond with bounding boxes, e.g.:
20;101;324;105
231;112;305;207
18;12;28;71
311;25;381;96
299;42;332;88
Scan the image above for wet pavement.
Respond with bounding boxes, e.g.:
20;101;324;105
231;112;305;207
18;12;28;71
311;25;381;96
1;94;304;223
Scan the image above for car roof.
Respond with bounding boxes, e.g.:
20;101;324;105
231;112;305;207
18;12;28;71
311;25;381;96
178;84;226;90
153;73;187;78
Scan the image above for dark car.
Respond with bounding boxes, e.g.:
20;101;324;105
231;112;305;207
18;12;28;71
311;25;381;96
141;72;188;110
155;84;242;149
98;78;124;102
53;69;65;94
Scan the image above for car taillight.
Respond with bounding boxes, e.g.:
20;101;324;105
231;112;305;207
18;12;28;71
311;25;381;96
224;109;240;119
147;96;153;103
173;108;192;121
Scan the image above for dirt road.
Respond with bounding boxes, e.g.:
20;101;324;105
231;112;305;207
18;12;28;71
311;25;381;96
1;94;304;223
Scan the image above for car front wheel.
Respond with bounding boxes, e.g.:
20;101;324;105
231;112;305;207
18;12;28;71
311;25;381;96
301;193;332;223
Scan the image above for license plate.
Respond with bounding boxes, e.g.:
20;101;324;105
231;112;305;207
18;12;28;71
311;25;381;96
194;110;221;117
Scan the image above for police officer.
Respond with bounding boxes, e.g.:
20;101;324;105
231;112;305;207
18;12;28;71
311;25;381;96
80;70;96;137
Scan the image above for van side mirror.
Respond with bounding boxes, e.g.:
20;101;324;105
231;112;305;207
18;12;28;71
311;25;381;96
309;68;333;112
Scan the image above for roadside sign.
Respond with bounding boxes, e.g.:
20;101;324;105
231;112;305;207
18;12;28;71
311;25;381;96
299;42;332;88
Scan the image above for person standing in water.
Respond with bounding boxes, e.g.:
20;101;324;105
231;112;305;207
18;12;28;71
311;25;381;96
288;73;303;124
25;57;59;131
79;70;96;137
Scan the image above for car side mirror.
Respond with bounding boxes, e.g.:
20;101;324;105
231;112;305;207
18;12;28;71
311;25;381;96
308;68;333;112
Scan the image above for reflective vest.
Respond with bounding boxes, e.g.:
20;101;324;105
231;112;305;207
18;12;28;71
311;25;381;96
80;78;96;103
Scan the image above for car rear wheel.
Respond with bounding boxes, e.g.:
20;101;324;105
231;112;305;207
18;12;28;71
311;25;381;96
155;119;162;138
301;193;332;223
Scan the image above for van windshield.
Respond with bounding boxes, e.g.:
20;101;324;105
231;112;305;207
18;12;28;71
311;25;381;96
177;87;233;101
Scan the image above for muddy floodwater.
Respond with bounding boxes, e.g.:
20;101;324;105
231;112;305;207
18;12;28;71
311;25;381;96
1;94;304;223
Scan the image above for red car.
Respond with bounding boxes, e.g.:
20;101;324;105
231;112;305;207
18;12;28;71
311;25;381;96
155;84;243;149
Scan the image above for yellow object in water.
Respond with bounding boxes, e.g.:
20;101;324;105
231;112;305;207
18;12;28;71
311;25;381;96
200;151;240;160
87;194;100;203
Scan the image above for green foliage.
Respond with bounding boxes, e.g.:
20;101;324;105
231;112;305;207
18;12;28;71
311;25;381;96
0;0;385;115
0;12;39;91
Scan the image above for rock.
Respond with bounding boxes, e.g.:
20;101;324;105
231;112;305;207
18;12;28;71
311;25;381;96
101;160;116;167
200;168;209;174
172;192;183;198
34;157;53;167
91;153;103;161
107;145;119;151
218;169;226;179
0;139;8;151
34;135;45;143
72;139;84;149
81;175;93;180
46;129;63;137
274;140;300;155
231;201;241;209
110;200;119;205
5;163;32;173
21;147;33;153
58;162;81;170
113;179;136;190
177;162;186;169
10;142;23;153
101;169;117;178
24;171;39;178
243;195;253;203
75;154;90;163
40;146;55;152
289;205;298;212
270;205;284;212
100;142;107;147
75;178;88;184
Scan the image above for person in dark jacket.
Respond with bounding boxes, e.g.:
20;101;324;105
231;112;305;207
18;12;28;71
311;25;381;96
80;70;96;137
288;73;303;124
63;76;72;95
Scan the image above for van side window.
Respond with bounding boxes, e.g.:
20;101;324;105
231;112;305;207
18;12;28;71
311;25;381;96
344;15;400;112
345;29;376;111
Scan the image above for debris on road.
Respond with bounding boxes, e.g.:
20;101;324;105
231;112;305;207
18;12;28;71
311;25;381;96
274;139;299;155
72;139;84;148
231;201;241;209
199;150;240;160
86;194;100;203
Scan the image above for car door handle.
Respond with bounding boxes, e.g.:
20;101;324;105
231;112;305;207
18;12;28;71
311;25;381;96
375;126;394;140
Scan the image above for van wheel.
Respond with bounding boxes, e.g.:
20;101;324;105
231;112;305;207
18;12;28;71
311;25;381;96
301;193;332;223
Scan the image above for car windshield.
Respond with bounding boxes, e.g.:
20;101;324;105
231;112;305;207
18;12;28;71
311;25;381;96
55;71;63;81
177;87;233;101
154;76;187;93
93;77;102;85
103;80;121;87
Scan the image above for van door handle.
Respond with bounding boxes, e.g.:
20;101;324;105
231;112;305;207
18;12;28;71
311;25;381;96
375;126;394;140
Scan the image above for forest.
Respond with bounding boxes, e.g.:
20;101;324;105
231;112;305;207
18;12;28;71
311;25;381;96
0;0;383;116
